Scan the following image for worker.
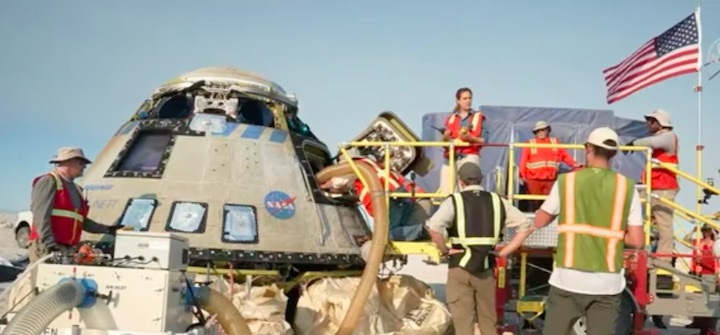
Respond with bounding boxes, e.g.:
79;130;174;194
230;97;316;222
425;162;529;335
499;127;645;335
438;87;487;195
626;109;679;264
28;147;125;263
518;121;580;211
5;147;125;317
320;148;431;243
683;224;718;331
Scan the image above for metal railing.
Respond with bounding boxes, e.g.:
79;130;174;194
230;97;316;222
333;140;720;253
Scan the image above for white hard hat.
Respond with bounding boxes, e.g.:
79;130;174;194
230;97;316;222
644;109;672;128
533;121;550;132
586;127;620;150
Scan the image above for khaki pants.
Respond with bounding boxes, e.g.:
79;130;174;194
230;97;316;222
639;189;678;262
543;286;621;335
439;154;481;195
446;267;496;335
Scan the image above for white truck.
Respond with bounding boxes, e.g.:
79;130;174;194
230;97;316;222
12;210;32;248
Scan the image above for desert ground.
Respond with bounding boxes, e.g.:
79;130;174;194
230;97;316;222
0;211;708;334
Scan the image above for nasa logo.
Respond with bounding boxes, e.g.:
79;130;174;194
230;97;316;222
264;191;297;220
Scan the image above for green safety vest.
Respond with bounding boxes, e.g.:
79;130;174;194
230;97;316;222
555;168;635;273
448;189;505;272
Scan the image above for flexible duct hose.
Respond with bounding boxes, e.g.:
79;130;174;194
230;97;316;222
315;161;390;335
194;286;252;335
1;280;86;335
0;253;55;316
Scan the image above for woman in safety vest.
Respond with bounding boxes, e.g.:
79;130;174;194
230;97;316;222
438;87;486;195
683;224;718;331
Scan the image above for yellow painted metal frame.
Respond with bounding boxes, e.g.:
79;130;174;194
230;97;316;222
334;139;718;301
338;141;466;261
185;266;363;292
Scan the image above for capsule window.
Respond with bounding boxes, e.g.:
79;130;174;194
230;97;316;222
221;204;258;243
118;198;158;231
165;201;208;234
115;130;174;174
302;142;332;175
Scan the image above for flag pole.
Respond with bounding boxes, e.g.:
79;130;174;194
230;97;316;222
694;2;703;229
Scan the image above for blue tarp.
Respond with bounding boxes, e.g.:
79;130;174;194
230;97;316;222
417;105;651;194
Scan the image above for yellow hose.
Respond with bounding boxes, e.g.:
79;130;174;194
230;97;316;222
194;286;252;335
316;161;389;335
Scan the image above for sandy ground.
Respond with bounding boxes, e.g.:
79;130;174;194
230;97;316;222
0;212;26;318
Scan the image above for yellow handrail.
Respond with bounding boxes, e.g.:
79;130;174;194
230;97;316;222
336;138;716;261
507;142;655;245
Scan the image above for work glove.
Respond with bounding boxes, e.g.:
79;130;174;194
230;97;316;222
105;225;127;235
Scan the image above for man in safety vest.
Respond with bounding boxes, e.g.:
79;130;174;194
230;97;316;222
5;147;125;317
627;109;679;263
438;87;487;195
320;149;432;244
425;162;529;335
28;147;125;263
499;127;645;335
519;121;580;211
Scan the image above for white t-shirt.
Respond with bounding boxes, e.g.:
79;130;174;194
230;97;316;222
541;180;643;295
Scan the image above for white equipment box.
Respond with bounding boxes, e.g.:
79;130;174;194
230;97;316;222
35;264;195;333
113;231;190;270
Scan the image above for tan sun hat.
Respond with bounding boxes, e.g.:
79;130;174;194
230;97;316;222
49;147;92;164
586;127;620;150
533;121;550;132
644;109;672;128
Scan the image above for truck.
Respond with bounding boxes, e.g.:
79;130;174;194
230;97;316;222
12;210;32;249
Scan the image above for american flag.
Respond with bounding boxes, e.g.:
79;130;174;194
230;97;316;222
603;11;701;104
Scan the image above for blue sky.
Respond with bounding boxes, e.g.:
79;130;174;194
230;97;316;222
1;0;719;224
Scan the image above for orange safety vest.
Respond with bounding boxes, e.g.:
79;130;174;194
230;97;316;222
520;137;564;181
351;158;423;217
641;132;679;190
691;240;717;275
29;172;89;246
443;111;484;159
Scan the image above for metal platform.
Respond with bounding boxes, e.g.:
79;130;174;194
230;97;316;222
501;213;558;248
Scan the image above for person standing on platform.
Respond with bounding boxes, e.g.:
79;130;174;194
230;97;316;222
518;121;580;211
438;87;487;195
626;109;679;265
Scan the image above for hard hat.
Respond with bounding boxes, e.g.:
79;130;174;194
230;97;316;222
533;121;550;132
644;109;672;128
586;127;620;150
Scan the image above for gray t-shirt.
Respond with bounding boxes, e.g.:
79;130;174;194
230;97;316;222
634;130;677;155
31;174;108;247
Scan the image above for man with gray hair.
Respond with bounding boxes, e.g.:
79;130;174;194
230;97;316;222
27;147;124;262
425;162;528;335
6;147;124;317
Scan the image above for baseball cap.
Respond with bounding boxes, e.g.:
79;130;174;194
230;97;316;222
586;127;620;150
457;162;482;183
